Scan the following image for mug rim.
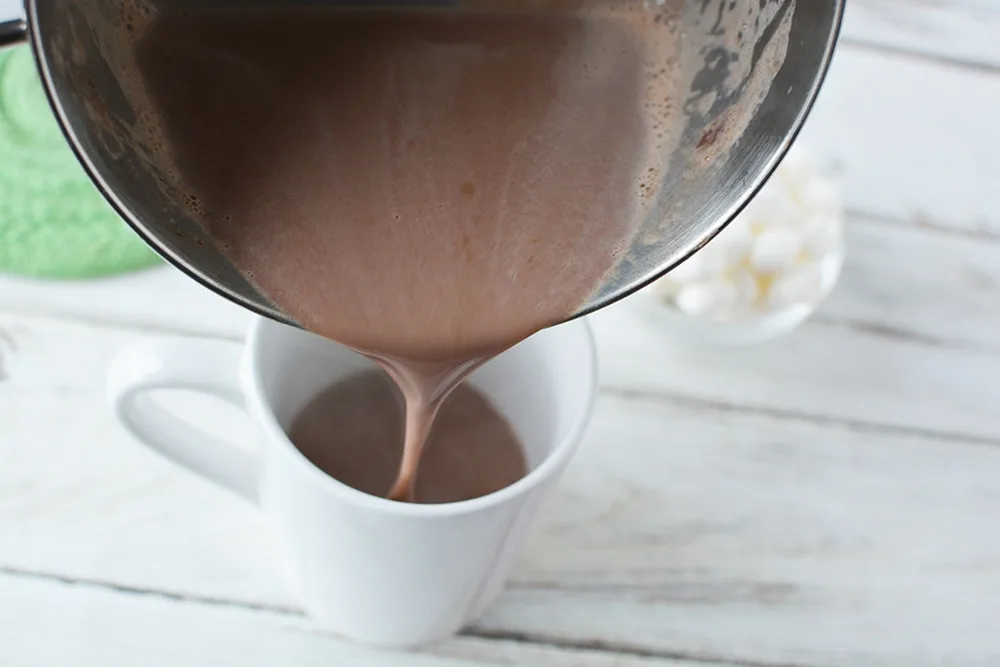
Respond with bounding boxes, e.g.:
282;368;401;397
243;316;598;518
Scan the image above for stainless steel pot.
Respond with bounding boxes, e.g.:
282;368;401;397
0;1;843;328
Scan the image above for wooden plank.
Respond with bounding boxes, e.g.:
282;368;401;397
843;0;1000;69
799;45;1000;237
4;206;1000;363
0;574;711;667
821;216;1000;352
480;583;1000;667
3;211;999;354
441;635;719;667
3;314;1000;665
3;51;1000;335
596;298;1000;443
480;393;1000;667
0;267;250;339
0;300;997;598
0;315;289;609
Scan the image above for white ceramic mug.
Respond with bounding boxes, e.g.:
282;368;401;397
107;316;597;647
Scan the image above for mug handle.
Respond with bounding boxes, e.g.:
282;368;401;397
107;338;259;503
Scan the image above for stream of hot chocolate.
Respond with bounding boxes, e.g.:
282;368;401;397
132;4;670;501
374;356;488;501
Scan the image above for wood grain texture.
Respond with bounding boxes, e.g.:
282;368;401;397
820;215;1000;352
0;574;721;667
799;45;1000;237
1;1;998;665
2;313;1000;665
595;300;1000;443
0;315;288;609
3;211;999;445
0;268;251;339
482;394;1000;667
843;0;1000;69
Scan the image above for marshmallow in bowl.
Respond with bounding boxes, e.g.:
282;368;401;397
800;177;842;214
768;261;824;311
750;227;803;274
707;216;755;266
654;145;843;322
743;186;800;229
675;280;738;319
803;214;841;258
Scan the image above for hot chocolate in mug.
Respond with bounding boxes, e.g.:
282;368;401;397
107;315;597;647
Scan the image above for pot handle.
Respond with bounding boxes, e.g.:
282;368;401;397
0;18;26;48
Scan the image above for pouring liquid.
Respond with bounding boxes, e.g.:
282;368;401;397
134;6;655;500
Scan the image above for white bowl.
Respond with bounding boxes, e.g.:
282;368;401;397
632;249;844;346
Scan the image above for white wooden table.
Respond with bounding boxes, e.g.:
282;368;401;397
2;1;999;665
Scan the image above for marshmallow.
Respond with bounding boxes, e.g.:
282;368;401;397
800;178;842;215
707;216;754;266
730;269;761;317
649;142;842;328
743;185;800;229
750;227;804;274
767;261;824;311
802;214;842;259
675;279;738;321
667;243;729;282
652;275;682;301
776;145;819;190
